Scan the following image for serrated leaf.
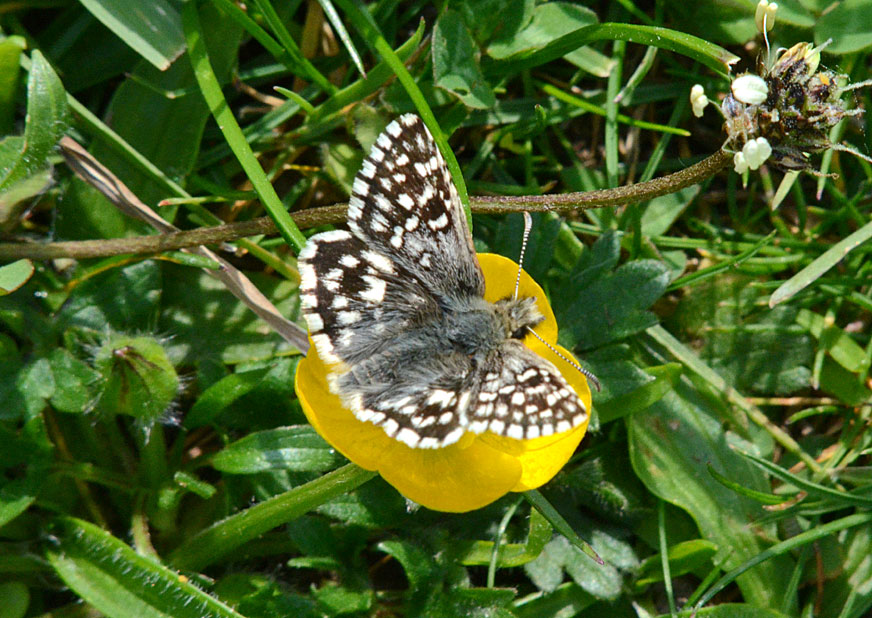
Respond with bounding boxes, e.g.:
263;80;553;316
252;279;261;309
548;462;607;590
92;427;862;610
212;426;344;474
524;536;622;599
556;252;670;351
433;11;495;109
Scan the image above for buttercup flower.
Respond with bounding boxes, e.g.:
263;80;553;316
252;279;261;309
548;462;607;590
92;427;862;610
295;253;592;512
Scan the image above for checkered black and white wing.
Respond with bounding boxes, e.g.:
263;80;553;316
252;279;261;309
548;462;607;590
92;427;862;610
298;230;439;367
333;340;588;449
467;341;588;441
347;114;484;299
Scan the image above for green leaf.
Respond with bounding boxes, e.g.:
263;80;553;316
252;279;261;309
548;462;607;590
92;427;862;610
47;349;98;414
556;235;670;351
212;426;345;474
185;366;272;428
0;260;34;296
0;472;43;529
818;357;872;406
88;3;242;208
58;260;162;332
378;539;439;593
169;464;376;571
0;36;26;135
514;582;595;618
524;536;622;600
796;309;867;374
0;50;68;197
635;539;718;587
628;384;794;608
487;23;738;78
487;2;613;77
814;0;872;54
594;362;682;424
78;0;186;70
433;11;495;109
47;517;246;618
640;186;701;237
0;581;29;618
458;506;553;567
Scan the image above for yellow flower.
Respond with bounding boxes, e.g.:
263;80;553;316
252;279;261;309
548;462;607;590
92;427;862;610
294;253;592;512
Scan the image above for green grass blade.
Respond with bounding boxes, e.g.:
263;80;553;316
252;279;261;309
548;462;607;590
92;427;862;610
318;0;366;77
692;512;872;611
541;83;690;136
182;1;307;252
333;0;472;223
739;451;872;508
524;490;603;565
250;0;337;93
769;219;872;307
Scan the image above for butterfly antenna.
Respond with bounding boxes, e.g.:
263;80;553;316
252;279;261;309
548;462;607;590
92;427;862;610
525;327;602;392
514;212;533;300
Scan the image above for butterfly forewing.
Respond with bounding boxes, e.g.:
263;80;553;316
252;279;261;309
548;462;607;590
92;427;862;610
347;115;484;299
299;114;588;449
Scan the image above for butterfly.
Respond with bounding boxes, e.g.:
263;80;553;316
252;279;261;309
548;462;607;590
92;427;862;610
298;115;588;449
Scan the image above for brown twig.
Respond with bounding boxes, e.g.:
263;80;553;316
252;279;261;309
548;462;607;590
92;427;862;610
0;150;732;261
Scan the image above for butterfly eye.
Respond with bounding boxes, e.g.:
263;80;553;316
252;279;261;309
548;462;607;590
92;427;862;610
511;327;528;340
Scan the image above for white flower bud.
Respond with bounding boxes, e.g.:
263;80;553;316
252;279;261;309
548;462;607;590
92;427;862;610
733;152;749;174
690;84;709;117
742;137;772;170
731;74;769;105
755;0;777;33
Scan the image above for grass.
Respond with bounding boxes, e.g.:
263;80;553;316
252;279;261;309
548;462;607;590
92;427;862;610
1;1;872;617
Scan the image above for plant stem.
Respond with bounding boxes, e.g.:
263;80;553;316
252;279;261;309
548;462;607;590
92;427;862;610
1;151;731;261
167;463;376;572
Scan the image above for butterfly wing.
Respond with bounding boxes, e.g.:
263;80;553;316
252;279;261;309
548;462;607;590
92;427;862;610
467;340;589;440
331;339;588;449
346;114;484;299
298;229;439;366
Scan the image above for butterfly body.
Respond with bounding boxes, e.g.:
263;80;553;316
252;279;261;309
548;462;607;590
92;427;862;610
299;115;587;449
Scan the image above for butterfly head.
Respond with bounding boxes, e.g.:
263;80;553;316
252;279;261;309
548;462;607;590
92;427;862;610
495;295;544;340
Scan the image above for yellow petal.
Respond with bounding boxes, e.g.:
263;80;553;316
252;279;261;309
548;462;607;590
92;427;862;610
478;253;558;343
